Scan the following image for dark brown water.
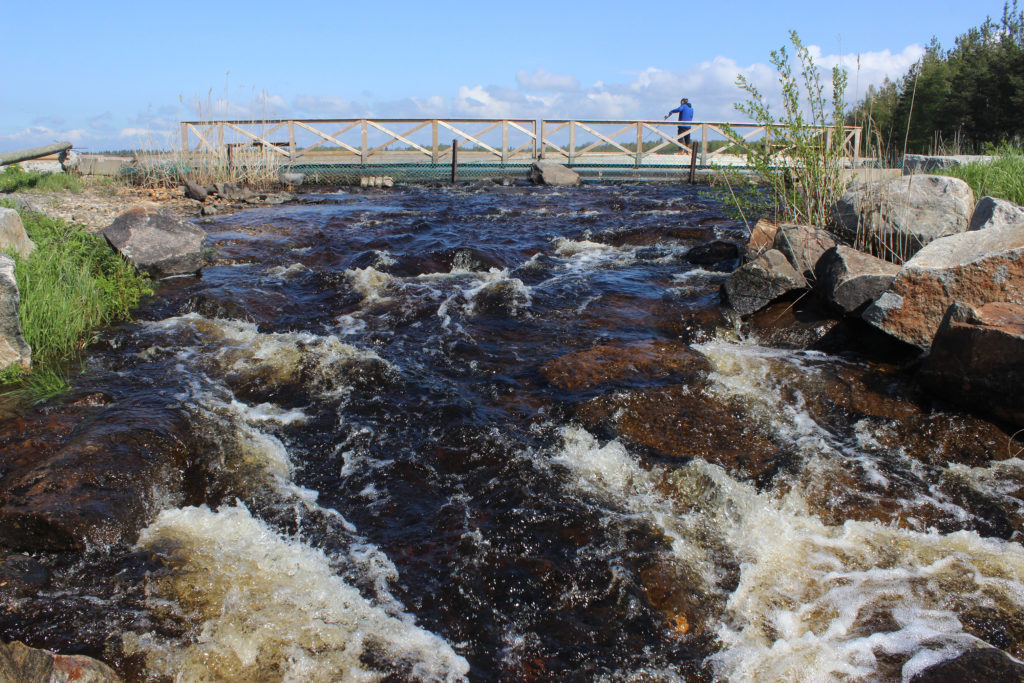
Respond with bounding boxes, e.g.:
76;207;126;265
1;184;1022;682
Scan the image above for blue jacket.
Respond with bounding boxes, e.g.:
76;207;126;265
668;103;694;122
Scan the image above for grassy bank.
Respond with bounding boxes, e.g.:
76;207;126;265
934;145;1024;206
0;203;153;403
0;163;84;193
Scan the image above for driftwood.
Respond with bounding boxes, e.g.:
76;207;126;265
0;142;72;167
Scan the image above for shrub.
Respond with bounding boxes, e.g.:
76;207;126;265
720;30;851;227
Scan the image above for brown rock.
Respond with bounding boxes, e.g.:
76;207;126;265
0;640;122;683
744;218;778;260
541;340;710;391
863;222;1024;349
773;223;837;278
919;301;1024;428
815;245;900;315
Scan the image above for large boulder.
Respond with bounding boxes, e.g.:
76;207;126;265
530;161;581;187
832;175;975;261
918;301;1024;428
721;248;806;317
773;223;837;278
0;640;122;683
815;245;900;315
0;207;36;258
863;220;1024;349
0;255;30;371
969;196;1024;231
182;179;208;202
103;203;206;278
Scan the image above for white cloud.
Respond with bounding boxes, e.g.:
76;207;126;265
516;68;580;93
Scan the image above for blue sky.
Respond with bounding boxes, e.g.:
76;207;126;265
0;0;1012;153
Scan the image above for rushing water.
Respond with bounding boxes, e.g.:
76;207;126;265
2;183;1023;682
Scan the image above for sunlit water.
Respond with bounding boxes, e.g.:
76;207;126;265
1;184;1022;682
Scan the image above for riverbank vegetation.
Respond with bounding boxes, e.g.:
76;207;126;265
0;163;83;193
850;0;1024;157
934;145;1024;205
0;203;153;403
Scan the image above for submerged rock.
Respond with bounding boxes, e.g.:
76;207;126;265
909;647;1024;683
541;340;710;392
578;384;782;480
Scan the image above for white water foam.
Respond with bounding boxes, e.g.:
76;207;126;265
130;504;470;683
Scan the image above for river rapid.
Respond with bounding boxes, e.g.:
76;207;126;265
2;183;1023;682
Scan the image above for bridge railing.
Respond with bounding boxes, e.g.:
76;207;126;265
179;118;861;165
180;118;539;163
539;120;862;165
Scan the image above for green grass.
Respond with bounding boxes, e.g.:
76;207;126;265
0;163;84;193
0;203;153;404
933;145;1024;206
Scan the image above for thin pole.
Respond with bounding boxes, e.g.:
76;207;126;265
689;142;698;184
451;139;458;183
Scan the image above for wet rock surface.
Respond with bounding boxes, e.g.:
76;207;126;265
0;640;123;683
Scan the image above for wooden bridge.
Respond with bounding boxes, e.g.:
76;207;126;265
177;117;863;181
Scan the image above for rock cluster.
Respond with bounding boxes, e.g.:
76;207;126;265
721;173;1024;430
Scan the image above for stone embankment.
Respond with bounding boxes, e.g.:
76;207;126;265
722;173;1024;430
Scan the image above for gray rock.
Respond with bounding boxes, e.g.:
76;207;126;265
862;220;1024;349
919;301;1024;429
832;174;975;261
0;207;36;258
815;245;900;315
721;249;806;316
969;196;1024;231
280;171;305;187
103;203;207;278
213;182;256;201
0;640;123;682
773;224;836;278
183;179;208;202
530;161;581;187
0;255;31;371
902;153;995;174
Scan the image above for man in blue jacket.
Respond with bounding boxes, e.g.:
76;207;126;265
665;98;694;147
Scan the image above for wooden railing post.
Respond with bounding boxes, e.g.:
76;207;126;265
501;120;508;165
217;123;224;157
432;120;439;163
180;122;189;152
538;120;545;160
700;123;708;165
288;121;295;160
635;122;643;167
361;120;368;164
568;122;575;165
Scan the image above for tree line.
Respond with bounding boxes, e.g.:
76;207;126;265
849;1;1024;159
